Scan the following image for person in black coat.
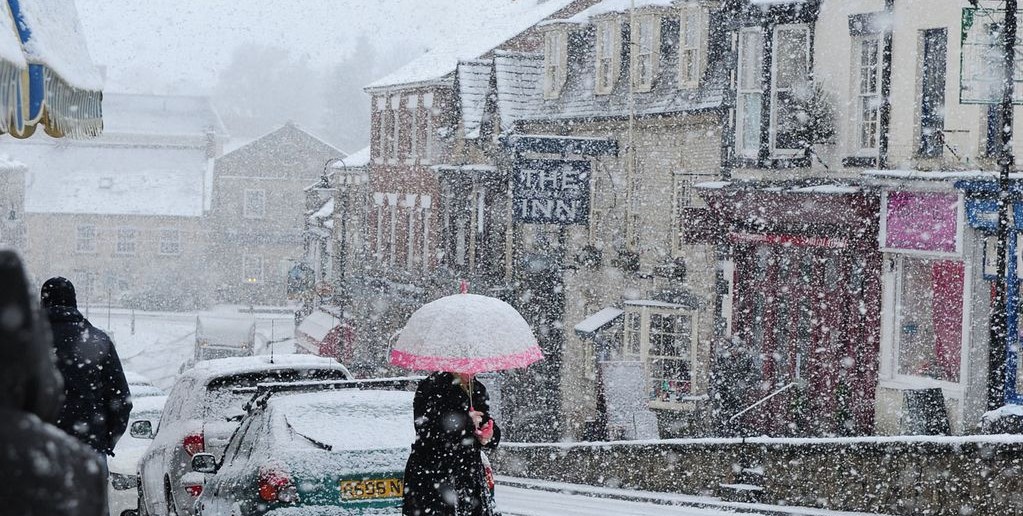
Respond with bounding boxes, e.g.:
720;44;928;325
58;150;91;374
41;276;132;457
403;371;501;516
0;251;108;515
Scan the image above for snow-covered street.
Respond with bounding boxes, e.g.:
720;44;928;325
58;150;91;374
494;478;890;516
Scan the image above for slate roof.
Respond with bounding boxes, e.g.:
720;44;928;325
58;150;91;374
456;60;493;139
493;51;545;131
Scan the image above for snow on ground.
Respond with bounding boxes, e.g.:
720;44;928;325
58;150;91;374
495;477;890;516
94;305;296;390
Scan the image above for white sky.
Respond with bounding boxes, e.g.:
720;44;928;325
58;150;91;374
75;0;527;94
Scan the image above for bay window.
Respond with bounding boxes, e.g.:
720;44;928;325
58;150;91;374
736;27;764;159
769;24;811;156
623;301;700;407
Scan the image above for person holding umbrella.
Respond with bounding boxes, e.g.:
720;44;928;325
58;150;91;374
391;291;542;516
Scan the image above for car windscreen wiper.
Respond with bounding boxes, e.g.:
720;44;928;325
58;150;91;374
284;417;333;451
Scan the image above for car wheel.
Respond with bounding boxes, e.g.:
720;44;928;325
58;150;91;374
137;481;150;516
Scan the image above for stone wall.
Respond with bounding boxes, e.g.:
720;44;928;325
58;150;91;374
492;436;1023;515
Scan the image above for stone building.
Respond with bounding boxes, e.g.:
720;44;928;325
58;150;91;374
206;122;347;306
0;93;226;309
512;0;730;438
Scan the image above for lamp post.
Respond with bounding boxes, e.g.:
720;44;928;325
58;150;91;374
988;1;1017;411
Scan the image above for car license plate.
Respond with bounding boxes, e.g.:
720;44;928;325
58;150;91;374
340;478;403;501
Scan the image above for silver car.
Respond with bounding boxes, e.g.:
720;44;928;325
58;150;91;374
134;355;352;516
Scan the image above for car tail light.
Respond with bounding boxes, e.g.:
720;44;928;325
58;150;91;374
183;432;205;456
258;465;299;504
185;485;203;497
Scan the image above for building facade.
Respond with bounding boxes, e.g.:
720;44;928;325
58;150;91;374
0;93;226;309
207;122;348;306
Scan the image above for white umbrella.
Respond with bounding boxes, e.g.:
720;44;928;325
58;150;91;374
390;293;542;375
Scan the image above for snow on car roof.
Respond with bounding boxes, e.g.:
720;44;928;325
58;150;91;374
186;354;350;382
129;395;168;416
271;390;415;452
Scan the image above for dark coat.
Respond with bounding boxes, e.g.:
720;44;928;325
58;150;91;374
403;372;501;516
47;306;132;455
0;251;108;515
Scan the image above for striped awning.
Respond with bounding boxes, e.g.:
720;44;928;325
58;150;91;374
2;0;103;139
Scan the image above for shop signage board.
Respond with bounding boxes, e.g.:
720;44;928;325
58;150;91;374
728;232;848;249
513;159;591;225
881;191;962;255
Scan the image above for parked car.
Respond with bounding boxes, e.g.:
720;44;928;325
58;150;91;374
109;395;168;516
134;355;352;516
192;388;415;516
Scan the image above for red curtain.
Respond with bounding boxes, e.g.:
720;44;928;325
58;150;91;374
931;261;964;382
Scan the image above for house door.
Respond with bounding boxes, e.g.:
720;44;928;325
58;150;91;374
735;243;851;435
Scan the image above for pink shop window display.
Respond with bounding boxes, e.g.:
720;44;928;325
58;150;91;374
883;191;965;384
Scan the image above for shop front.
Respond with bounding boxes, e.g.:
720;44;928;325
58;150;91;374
698;182;881;436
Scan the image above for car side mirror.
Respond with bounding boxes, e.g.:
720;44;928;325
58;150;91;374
130;420;154;439
191;453;219;474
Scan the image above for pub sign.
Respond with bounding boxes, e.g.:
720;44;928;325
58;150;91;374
513;159;590;225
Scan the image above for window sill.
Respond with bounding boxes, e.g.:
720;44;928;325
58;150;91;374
842;156;877;168
730;156;810;169
878;376;964;396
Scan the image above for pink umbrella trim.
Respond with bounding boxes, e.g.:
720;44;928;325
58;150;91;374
389;345;544;375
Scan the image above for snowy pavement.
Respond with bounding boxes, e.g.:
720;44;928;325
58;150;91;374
494;477;890;516
91;306;296;390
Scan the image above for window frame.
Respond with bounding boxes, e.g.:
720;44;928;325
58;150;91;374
630;14;660;92
678;4;705;89
886;254;967;391
115;227;137;256
853;33;882;157
543;29;568;98
158;228;182;256
242;254;264;284
243;189;267;220
768;23;812;158
735;26;764;159
671;172;695;256
624;303;701;408
595;18;621;95
918;27;948;158
76;224;97;254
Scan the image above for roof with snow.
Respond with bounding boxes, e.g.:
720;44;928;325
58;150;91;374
220;121;345;161
20;144;208;217
494;52;544;131
456;60;492;139
365;0;576;90
521;8;730;123
101;93;227;139
337;145;370;168
541;0;675;26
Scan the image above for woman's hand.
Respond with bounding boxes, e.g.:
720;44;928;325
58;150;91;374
476;419;494;445
469;410;484;429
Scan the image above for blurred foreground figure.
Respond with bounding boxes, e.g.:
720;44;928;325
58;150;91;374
0;251;108;515
41;276;132;458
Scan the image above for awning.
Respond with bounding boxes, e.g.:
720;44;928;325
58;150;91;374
4;0;104;139
296;309;340;353
574;307;623;338
295;309;354;362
